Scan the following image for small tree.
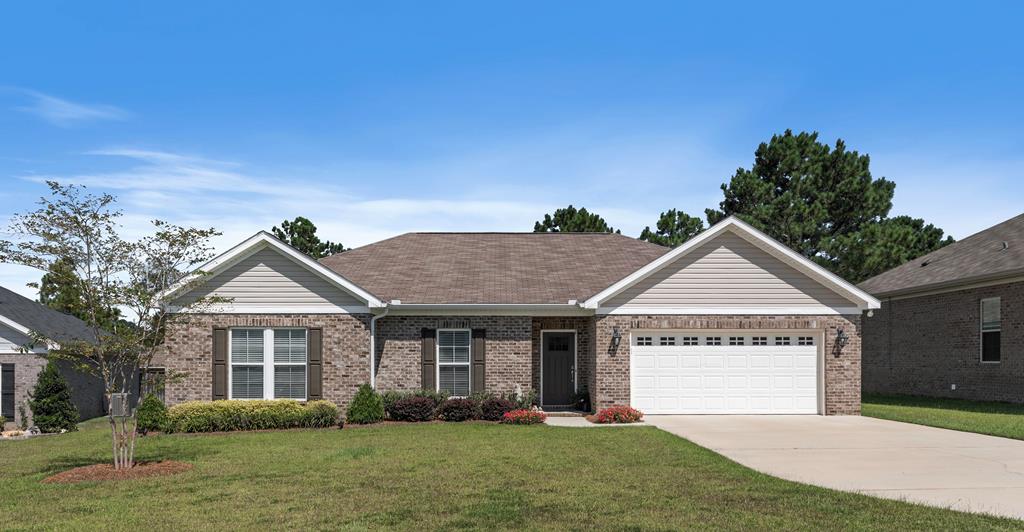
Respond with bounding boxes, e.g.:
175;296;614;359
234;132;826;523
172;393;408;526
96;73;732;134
271;216;345;258
135;393;168;434
0;182;222;468
534;205;620;233
27;361;79;433
346;383;384;424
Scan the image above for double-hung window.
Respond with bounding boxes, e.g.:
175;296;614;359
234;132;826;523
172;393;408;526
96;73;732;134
438;329;471;396
981;297;1001;363
230;328;307;400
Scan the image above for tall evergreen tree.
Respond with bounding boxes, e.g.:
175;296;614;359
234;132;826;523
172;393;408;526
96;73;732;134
533;205;619;233
706;130;953;282
272;217;345;258
28;361;79;433
640;209;704;248
37;258;120;329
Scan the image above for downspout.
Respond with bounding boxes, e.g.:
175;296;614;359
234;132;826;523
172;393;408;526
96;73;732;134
369;306;390;389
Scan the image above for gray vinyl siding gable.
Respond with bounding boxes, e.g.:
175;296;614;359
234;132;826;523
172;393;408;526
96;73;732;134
0;323;37;353
173;247;366;310
603;231;857;309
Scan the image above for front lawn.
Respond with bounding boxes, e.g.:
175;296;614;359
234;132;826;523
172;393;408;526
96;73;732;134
1;419;1020;530
864;394;1024;441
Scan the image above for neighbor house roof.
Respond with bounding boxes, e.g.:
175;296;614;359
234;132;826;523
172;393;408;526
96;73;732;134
0;285;95;344
859;213;1024;297
319;232;670;304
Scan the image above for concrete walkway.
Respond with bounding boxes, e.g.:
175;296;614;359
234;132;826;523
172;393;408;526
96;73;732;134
646;415;1024;520
544;416;646;427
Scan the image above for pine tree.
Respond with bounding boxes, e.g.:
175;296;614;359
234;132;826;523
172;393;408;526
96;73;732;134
28;361;79;433
533;205;620;233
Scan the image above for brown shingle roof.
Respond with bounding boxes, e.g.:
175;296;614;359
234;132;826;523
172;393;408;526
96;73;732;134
319;232;670;304
858;213;1024;297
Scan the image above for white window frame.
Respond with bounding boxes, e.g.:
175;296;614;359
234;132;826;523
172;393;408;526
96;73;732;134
436;328;472;397
980;297;1001;364
228;327;308;400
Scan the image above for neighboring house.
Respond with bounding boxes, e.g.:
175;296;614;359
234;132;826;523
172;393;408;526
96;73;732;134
860;213;1024;402
0;286;104;428
157;217;879;415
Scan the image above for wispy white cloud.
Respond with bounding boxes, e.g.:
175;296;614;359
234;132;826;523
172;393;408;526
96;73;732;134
9;88;129;126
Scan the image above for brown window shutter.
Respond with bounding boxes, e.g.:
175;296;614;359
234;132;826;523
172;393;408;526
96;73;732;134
212;328;228;400
421;328;436;390
1;364;14;420
307;328;323;400
471;329;486;394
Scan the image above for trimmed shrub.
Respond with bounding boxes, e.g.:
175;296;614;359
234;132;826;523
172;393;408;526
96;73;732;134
389;396;437;422
480;397;516;421
502;409;547;425
436;398;477;422
164;400;340;433
346;383;384;424
593;405;643;424
380;390;406;417
28;361;78;433
383;389;449;420
135;393;168;434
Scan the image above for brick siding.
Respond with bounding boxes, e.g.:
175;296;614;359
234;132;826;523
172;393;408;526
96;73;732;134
592;314;863;415
863;281;1024;402
0;354;45;428
375;316;533;396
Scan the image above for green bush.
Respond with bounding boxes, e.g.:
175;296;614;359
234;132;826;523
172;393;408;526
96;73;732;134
164;400;340;433
436;398;477;422
346;384;384;424
503;389;538;410
135;393;168;434
28;361;78;433
382;389;449;419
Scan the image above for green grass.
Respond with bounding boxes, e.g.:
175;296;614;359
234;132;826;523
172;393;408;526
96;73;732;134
864;394;1024;441
1;419;1020;531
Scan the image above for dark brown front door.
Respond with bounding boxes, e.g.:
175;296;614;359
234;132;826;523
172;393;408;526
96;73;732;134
542;332;575;407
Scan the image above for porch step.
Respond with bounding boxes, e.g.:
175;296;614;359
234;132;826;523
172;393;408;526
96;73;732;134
543;411;589;417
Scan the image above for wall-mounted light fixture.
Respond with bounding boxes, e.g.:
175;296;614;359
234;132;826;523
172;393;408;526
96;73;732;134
836;328;849;349
611;326;622;350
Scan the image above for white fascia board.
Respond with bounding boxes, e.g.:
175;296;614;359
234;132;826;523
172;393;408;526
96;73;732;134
596;306;865;316
0;314;58;351
158;231;386;308
386;303;592;317
166;305;373;315
582;216;881;310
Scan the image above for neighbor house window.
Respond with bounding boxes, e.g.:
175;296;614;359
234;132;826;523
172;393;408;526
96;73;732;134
438;329;471;396
981;297;1001;363
138;368;166;403
230;328;307;400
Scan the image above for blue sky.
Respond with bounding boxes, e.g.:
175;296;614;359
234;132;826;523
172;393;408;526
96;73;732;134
1;2;1023;297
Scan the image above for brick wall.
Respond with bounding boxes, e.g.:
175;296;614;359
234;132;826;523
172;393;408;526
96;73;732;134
531;317;594;404
0;354;45;428
375;316;533;396
160;314;372;408
863;281;1024;402
592;314;863;415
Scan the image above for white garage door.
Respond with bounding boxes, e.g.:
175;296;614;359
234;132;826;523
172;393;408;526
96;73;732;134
631;332;820;414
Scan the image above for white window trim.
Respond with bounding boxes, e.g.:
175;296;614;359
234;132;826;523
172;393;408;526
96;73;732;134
228;327;308;400
436;328;472;397
980;297;1001;364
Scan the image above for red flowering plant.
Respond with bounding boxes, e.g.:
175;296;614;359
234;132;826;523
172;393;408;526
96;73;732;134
593;406;643;424
501;409;547;425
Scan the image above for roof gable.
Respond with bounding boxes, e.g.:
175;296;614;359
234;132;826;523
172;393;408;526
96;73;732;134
161;232;384;309
859;213;1024;297
583;217;880;311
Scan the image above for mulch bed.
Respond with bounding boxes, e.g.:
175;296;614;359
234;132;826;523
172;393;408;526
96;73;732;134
42;461;193;484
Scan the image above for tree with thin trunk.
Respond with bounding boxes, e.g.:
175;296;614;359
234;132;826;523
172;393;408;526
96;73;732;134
0;182;223;469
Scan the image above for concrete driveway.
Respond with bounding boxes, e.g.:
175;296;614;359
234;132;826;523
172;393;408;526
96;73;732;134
647;415;1024;519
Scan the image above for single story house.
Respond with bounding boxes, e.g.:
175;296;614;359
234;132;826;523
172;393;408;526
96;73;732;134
861;213;1023;402
157;216;879;415
0;286;104;428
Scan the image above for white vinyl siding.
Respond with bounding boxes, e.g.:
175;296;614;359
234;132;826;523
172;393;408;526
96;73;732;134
603;231;856;310
174;247;364;311
230;327;307;400
437;329;471;396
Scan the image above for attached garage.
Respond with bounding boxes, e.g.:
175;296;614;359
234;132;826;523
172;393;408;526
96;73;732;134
630;331;821;414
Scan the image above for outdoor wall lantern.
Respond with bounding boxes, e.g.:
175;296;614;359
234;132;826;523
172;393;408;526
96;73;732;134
611;326;622;350
835;328;849;355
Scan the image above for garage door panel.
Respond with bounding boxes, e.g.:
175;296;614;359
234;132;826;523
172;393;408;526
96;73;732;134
631;333;819;415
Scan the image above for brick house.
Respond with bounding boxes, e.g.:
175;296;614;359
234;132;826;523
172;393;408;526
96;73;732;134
0;286;104;428
861;213;1024;402
157;217;879;415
